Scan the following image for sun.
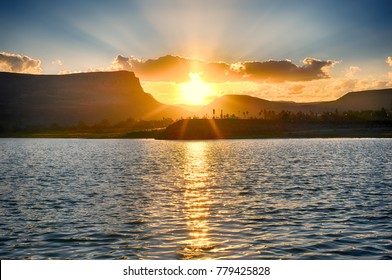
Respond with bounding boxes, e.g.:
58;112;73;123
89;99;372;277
180;72;213;105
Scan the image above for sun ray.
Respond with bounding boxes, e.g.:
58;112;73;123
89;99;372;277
207;119;223;139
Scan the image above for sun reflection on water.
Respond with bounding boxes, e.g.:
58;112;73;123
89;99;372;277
179;142;215;259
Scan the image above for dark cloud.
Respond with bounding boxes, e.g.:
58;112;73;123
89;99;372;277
203;61;231;82
111;55;197;82
301;58;337;79
237;58;337;82
0;51;42;73
110;55;337;83
111;55;134;71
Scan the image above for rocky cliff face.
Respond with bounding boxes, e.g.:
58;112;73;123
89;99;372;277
0;71;187;128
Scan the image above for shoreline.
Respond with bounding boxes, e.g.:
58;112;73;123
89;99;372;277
156;119;392;140
1;119;391;139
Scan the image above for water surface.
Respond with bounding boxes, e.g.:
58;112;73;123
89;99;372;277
0;138;391;259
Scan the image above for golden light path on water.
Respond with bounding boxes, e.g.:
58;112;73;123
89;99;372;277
180;142;214;259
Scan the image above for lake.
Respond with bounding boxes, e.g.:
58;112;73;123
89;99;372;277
0;138;391;259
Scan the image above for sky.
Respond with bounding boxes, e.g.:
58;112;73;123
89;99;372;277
1;0;392;105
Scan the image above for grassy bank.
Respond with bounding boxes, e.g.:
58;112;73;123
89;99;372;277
1;119;391;139
157;119;392;140
0;128;163;139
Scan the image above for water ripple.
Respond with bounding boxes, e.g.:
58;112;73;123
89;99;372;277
0;138;391;259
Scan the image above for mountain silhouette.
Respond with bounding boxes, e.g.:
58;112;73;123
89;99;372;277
312;89;392;112
0;71;188;128
1;71;391;130
198;89;392;118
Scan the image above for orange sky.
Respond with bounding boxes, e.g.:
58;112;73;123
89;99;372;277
128;55;392;105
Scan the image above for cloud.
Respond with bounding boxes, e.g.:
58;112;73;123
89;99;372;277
344;66;361;78
203;61;231;82
109;55;135;71
386;56;392;67
109;55;192;82
387;57;392;85
237;58;337;82
108;55;338;83
288;84;306;95
0;52;42;73
51;59;63;66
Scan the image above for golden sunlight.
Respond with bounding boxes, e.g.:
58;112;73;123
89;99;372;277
180;72;213;105
180;142;215;259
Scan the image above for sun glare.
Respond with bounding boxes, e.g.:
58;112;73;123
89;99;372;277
180;72;213;105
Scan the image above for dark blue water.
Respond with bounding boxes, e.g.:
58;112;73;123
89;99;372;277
0;138;391;259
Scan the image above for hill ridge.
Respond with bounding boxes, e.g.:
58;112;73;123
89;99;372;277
0;71;188;128
1;71;391;129
197;88;392;117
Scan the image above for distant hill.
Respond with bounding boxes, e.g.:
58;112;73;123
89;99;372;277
197;95;298;118
310;89;392;112
1;71;391;130
0;71;188;128
174;103;204;113
197;89;392;118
